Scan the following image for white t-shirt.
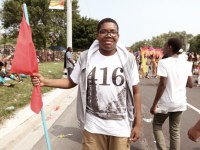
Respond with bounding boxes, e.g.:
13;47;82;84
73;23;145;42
71;50;139;137
157;57;192;112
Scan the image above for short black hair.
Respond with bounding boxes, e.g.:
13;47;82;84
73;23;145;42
66;47;72;52
0;61;3;67
167;38;182;53
97;18;119;32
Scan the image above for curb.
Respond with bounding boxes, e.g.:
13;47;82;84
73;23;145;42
0;86;78;150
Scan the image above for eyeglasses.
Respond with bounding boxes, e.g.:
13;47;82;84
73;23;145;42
98;30;118;37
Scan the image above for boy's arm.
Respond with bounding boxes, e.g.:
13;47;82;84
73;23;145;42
150;76;167;114
31;73;77;89
186;76;193;88
130;85;141;142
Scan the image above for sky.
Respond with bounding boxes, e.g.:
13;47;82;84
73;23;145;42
0;0;200;47
78;0;200;46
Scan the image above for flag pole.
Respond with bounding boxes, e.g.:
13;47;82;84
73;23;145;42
23;3;51;150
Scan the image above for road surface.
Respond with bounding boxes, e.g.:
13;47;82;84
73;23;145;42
0;78;199;150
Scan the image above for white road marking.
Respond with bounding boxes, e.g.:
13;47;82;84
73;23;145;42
143;118;153;123
187;103;200;114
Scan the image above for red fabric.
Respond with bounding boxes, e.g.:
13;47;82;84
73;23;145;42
11;13;43;114
31;86;42;113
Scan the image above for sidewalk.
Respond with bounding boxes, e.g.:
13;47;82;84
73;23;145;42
0;86;78;150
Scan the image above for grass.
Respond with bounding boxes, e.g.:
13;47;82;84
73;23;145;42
0;62;64;124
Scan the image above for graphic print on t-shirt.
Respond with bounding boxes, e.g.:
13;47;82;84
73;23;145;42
86;66;127;120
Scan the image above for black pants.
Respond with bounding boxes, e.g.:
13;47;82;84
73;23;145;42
67;67;73;76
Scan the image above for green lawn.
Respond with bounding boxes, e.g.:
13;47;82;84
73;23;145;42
0;62;64;124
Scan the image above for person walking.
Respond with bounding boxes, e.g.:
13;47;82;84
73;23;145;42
31;18;141;150
64;47;74;76
150;38;193;150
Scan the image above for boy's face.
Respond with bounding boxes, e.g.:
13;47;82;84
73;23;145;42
163;43;172;57
96;22;119;55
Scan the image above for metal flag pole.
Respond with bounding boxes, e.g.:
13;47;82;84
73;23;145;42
66;0;72;48
23;3;51;150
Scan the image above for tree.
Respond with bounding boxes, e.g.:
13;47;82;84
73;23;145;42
189;34;200;54
131;40;151;52
151;36;165;48
1;0;99;51
1;0;62;49
131;31;194;52
73;17;98;51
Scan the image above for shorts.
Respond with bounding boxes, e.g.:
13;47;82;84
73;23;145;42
82;130;130;150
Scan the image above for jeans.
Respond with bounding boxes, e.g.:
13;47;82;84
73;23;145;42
153;111;183;150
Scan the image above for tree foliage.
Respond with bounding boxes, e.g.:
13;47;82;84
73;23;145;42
189;34;200;54
131;31;194;53
1;1;199;53
0;0;98;51
73;17;98;51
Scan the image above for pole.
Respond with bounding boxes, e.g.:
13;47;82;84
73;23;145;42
66;0;72;48
23;3;51;150
41;108;52;150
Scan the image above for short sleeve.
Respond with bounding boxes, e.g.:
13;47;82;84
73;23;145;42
130;58;139;86
157;60;167;77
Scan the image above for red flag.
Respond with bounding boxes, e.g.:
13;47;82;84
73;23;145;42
11;13;43;114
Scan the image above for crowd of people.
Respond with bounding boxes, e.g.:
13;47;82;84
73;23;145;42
0;44;82;87
36;49;64;63
0;54;27;87
137;54;160;79
134;48;200;87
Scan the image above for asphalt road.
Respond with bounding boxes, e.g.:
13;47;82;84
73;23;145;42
31;78;200;150
139;78;200;150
